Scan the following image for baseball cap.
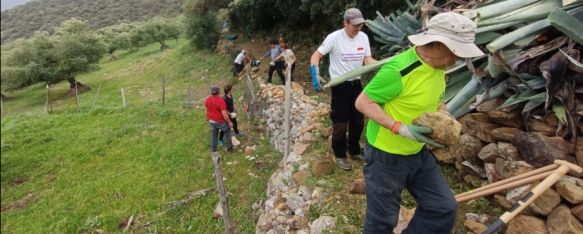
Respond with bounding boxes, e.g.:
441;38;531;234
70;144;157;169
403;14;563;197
408;12;484;58
210;86;220;95
344;8;365;25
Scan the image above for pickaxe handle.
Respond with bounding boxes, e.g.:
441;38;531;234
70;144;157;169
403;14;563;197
482;160;582;234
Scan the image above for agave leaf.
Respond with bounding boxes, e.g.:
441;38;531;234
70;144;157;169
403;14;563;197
476;31;503;45
498;90;535;109
447;74;481;113
552;104;568;125
559;49;583;73
522;92;546;113
487;19;550;52
445;70;472;102
466;0;540;20
477;21;522;34
508;36;569;71
323;56;395;88
548;8;583;46
478;0;563;27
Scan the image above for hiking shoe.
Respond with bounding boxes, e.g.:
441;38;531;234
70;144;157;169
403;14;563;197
226;147;234;153
348;152;365;162
236;132;245;137
333;157;352;171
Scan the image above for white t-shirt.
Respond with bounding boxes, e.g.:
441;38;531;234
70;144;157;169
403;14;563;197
234;52;245;64
317;29;371;81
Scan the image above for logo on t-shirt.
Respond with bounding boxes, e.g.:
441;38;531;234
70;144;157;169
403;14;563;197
357;47;364;51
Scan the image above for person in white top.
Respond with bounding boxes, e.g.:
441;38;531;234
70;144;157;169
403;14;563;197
232;49;247;77
309;8;376;170
275;38;296;81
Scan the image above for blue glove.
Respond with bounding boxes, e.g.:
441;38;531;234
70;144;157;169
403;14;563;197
310;65;321;92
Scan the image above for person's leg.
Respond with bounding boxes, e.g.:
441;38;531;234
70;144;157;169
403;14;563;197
330;82;351;159
219;128;224;141
276;61;286;84
210;123;219;152
231;117;239;134
267;64;275;83
220;122;233;151
363;144;410;234
403;148;457;234
348;81;364;156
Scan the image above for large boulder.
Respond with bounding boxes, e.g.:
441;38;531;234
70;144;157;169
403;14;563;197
512;132;576;167
547;205;583;234
529;188;561;216
458;113;499;143
413;111;462;145
506;215;548;234
487;109;523;128
556;176;583;204
491;127;523;142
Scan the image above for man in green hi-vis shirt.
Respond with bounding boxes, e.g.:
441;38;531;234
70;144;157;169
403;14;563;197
355;12;484;233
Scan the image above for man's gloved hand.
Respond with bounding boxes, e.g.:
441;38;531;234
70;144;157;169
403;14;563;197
310;64;321;92
269;61;275;66
392;122;444;148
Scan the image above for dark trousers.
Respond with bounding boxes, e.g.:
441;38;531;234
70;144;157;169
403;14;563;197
331;80;364;158
219;116;239;140
210;122;232;152
363;144;457;234
233;63;244;77
267;61;286;84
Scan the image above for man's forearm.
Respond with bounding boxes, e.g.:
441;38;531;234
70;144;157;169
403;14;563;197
355;92;395;129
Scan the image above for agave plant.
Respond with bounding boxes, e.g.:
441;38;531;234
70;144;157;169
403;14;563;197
327;0;583;141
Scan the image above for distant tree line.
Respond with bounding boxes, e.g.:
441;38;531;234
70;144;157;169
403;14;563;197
1;0;182;43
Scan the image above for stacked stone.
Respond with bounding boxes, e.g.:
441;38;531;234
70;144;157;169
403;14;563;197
255;82;336;234
433;98;583;233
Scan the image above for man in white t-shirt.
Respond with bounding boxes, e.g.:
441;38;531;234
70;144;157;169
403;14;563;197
232;49;247;77
309;8;376;170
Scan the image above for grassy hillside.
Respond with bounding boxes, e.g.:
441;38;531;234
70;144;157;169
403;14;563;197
1;0;182;43
1;40;280;233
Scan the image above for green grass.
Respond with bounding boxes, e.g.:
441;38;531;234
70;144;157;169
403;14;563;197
1;39;279;233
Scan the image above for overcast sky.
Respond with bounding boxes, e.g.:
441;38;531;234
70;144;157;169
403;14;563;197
1;0;34;11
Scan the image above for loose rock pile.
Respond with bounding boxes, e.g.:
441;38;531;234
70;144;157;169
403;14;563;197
435;101;583;233
254;81;336;234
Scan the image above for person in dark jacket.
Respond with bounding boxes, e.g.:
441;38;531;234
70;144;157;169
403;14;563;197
219;85;244;144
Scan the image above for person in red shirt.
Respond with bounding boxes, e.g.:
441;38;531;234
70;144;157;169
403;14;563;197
205;86;233;152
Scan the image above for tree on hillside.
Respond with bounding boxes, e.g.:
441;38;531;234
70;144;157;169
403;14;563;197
1;19;106;93
98;23;134;60
141;17;181;50
184;0;230;50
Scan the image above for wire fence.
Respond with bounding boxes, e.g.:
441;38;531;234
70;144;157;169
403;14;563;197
0;73;258;119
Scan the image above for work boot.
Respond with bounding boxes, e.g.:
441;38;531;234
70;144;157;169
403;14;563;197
333;157;352;171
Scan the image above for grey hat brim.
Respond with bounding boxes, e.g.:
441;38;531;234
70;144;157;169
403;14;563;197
349;18;365;25
408;33;484;58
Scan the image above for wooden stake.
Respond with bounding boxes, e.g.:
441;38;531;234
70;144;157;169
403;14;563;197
92;85;101;110
121;88;127;108
74;82;80;112
283;53;292;158
211;152;233;233
1;95;4;116
161;75;166;105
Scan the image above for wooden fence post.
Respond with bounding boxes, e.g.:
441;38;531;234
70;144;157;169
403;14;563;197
92;86;101;110
211;152;233;233
1;95;4;116
121;88;127;108
161;75;166;105
283;54;292;158
74;82;80;112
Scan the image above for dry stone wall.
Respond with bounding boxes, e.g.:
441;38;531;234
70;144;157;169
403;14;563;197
254;81;336;234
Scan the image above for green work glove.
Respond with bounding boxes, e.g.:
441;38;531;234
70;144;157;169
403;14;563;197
395;122;444;148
